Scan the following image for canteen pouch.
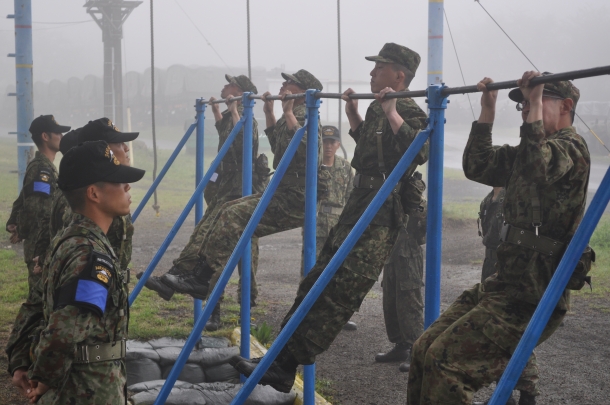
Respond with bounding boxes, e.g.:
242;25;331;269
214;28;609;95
566;245;595;291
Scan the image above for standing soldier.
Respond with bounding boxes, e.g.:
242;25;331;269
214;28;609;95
230;43;429;393
140;74;265;325
25;140;145;404
375;172;426;373
6;115;71;290
478;186;505;282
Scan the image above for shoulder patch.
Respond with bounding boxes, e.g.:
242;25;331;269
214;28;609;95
91;252;114;285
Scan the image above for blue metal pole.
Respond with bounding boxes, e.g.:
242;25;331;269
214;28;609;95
129;118;245;306
424;85;447;328
240;92;254;370
231;126;433;405
153;123;310;405
303;90;321;404
131;123;196;222
427;0;444;86
194;99;206;320
489;167;610;405
13;0;34;192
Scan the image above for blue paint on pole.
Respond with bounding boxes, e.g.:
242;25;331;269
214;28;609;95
129;118;245;306
194;99;206;320
131;123;196;222
424;85;447;328
230;125;432;405
489;166;610;404
240;92;255;371
427;0;444;86
303;89;321;404
14;0;34;192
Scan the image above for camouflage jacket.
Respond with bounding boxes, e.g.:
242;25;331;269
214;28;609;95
7;151;57;263
264;103;322;180
29;214;128;399
478;188;505;249
341;98;428;227
214;105;262;199
463;121;590;310
317;155;354;238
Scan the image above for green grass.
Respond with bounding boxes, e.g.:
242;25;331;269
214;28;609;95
442;201;480;220
0;250;29;337
573;217;610;298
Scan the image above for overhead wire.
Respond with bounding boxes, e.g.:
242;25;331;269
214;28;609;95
475;0;610;156
443;8;475;120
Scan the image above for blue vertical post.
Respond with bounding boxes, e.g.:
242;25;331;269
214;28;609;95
240;93;254;369
424;0;445;328
303;89;321;404
489;167;610;405
424;85;447;328
13;0;34;191
194;98;206;320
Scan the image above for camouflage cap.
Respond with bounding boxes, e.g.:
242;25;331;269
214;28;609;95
281;69;323;91
321;125;341;142
225;74;258;94
365;43;421;74
508;72;580;109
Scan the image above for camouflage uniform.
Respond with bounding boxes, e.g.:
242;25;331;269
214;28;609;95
199;99;324;301
407;118;590;404
280;89;429;365
478;188;506;282
169;104;263;302
301;154;353;276
7;151;57;288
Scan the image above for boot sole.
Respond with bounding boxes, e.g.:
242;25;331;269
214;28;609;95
233;360;293;393
160;277;208;300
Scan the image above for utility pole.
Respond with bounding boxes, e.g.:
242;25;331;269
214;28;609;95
84;0;141;130
9;0;34;191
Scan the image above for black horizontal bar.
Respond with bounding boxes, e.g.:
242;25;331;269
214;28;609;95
199;65;610;104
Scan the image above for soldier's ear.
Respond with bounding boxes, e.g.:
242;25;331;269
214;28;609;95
41;132;51;142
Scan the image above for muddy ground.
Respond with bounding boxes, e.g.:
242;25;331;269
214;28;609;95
2;177;609;404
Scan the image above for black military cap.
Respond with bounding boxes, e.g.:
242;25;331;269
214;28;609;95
80;117;139;143
59;128;82;155
321;126;341;142
225;74;258;94
29;115;71;136
58;141;145;191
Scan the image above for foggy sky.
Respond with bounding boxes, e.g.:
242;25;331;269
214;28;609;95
1;0;609;102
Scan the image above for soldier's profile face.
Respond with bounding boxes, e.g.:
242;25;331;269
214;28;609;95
44;131;63;153
370;62;398;93
97;182;132;217
109;142;130;166
221;83;241;99
280;81;304;96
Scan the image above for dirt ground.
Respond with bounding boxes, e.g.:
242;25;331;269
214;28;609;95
2;178;609;404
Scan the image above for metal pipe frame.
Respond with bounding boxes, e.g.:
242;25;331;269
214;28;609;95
152;113;311;405
489;166;610;404
128;117;245;306
131;122;196;222
194;99;206;320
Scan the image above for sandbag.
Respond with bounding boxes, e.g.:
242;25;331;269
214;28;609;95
127;358;162;387
126;348;160;362
155;347;194;366
128;380;192;393
130;387;207;405
126;340;153;350
190;346;239;367
203;363;240;382
199;336;231;349
148;337;186;349
162;363;206;384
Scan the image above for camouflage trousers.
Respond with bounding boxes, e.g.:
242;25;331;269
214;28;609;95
407;284;565;405
300;237;326;278
382;228;424;347
199;185;306;305
173;194;259;304
282;223;399;365
481;247;498;283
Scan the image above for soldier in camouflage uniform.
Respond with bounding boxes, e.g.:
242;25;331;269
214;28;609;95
6;121;139;400
479;187;506;282
6;115;71;290
407;73;589;405
140;75;264;318
162;69;324;332
375;172;426;373
25;140;144;404
231;43;429;393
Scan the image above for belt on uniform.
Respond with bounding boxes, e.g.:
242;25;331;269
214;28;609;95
74;339;126;364
320;205;342;215
500;224;565;257
353;173;402;193
279;172;307;187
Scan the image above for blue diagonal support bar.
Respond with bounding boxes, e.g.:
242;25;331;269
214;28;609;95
153;118;311;405
230;125;433;405
489;166;610;405
129;117;245;306
132;122;197;222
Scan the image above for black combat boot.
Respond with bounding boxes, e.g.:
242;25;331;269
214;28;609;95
375;343;410;363
343;321;357;331
161;258;213;300
136;271;175;301
230;350;299;393
204;303;221;332
519;391;536;405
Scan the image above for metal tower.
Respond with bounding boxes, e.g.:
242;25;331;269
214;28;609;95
84;0;141;130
